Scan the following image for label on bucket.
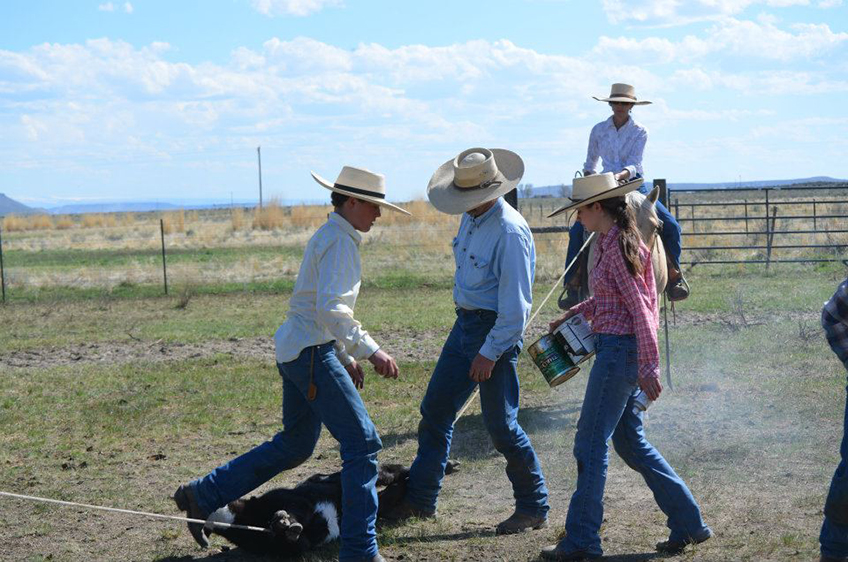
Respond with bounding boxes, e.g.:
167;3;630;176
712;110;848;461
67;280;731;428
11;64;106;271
554;313;595;363
528;334;579;387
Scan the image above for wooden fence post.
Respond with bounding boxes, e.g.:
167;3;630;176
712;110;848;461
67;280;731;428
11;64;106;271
744;199;749;234
813;201;817;231
766;205;778;270
160;219;169;295
0;224;6;304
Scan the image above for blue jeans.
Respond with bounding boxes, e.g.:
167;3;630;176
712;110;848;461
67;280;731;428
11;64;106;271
558;334;710;556
190;342;382;562
820;343;848;558
563;183;682;285
406;308;549;517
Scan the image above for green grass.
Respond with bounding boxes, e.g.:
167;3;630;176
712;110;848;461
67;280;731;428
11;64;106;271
2;268;847;560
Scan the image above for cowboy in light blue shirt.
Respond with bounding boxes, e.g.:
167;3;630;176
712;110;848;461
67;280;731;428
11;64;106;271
453;197;535;362
383;148;549;536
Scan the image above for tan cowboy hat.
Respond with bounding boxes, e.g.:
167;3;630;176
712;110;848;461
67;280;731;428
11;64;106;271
311;166;411;215
427;147;524;215
593;83;652;106
548;172;643;218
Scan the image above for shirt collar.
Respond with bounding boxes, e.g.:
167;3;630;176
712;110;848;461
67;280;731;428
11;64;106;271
468;197;502;226
605;115;632;132
328;212;362;245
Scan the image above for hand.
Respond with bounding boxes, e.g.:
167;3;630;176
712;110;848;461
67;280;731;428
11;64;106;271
549;309;576;333
468;353;496;383
368;349;399;379
614;170;631;184
639;376;662;401
345;359;365;389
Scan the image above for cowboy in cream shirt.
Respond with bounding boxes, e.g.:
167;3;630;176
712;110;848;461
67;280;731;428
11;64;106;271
174;166;408;562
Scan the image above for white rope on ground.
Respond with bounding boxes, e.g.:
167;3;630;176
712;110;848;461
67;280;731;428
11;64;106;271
0;490;271;533
455;232;596;420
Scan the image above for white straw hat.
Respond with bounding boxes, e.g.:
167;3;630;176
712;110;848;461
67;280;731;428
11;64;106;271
548;173;643;218
427;148;524;215
593;83;652;105
311;166;410;215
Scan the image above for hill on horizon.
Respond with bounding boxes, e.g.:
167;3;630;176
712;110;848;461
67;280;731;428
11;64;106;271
0;193;45;217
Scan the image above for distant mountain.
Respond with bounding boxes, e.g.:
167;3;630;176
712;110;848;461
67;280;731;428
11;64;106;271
520;176;848;199
0;193;46;216
47;201;183;214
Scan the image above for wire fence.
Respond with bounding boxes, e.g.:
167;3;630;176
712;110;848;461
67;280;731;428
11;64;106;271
525;181;848;268
1;182;846;303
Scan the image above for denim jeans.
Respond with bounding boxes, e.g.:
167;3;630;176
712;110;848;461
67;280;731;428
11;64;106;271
563;183;682;285
190;342;382;562
820;344;848;558
406;308;549;517
558;334;710;556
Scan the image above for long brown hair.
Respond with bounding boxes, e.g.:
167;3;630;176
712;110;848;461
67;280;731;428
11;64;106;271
597;196;644;276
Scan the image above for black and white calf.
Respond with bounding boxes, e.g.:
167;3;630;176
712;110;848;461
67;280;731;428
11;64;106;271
202;461;457;557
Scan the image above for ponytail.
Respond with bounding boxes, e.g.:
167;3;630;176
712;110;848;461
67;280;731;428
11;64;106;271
598;196;643;277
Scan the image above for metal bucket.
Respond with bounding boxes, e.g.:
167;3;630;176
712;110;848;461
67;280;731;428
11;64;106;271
528;334;580;387
553;313;595;365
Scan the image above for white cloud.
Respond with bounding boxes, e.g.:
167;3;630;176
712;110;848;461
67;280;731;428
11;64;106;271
819;0;843;6
593;18;848;63
124;2;134;14
250;0;342;17
98;2;115;12
602;0;820;26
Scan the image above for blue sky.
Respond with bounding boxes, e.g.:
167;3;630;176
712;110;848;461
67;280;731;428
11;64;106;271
1;0;846;206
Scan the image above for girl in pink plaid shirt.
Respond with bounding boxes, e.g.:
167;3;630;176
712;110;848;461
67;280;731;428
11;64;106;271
540;182;711;561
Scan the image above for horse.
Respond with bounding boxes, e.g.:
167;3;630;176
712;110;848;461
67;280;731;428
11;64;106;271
565;185;668;304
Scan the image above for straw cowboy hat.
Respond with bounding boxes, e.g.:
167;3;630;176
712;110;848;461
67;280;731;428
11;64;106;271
548;172;643;218
593;83;652;105
427;147;524;215
311;166;411;215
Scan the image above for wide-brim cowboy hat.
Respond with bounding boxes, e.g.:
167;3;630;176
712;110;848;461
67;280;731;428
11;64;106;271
548;172;643;218
593;83;652;105
311;166;411;215
427;147;524;215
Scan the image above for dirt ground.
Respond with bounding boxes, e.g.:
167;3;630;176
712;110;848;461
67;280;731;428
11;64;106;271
0;303;839;561
0;309;811;372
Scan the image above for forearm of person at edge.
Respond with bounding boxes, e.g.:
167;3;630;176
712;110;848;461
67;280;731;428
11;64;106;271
315;242;380;364
614;253;660;383
569;296;596;322
478;233;534;362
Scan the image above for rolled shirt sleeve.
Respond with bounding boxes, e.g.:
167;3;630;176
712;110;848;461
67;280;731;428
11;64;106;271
315;237;380;362
478;231;534;361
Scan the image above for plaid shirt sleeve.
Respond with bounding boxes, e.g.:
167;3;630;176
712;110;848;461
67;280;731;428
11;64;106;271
611;243;660;382
823;278;848;366
571;296;596;321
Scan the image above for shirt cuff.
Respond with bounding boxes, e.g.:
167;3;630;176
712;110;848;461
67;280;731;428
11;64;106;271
638;364;660;382
478;341;501;362
334;343;354;367
350;334;380;361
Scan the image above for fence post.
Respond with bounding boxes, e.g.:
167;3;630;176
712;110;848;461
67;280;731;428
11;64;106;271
0;223;6;304
691;204;696;232
813;201;817;231
744;199;749;234
766;205;777;270
160;219;169;295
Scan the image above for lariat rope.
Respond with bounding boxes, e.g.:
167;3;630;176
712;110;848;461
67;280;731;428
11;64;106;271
456;232;596;420
0;490;271;533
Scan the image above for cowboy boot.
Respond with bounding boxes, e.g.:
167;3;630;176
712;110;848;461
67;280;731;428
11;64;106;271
665;264;690;302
